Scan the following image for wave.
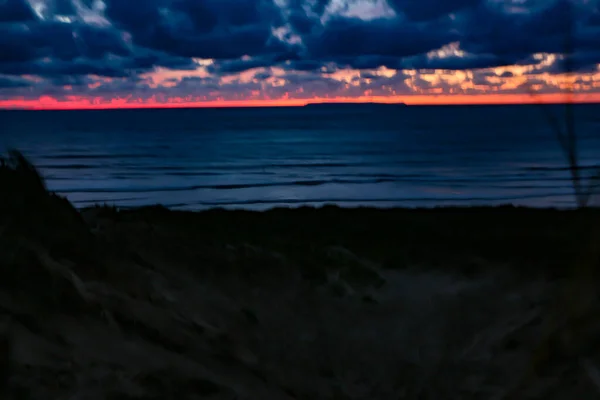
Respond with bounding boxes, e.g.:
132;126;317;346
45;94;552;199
38;164;104;170
72;197;147;205
41;153;160;160
523;165;600;172
49;175;593;194
124;192;581;209
53;178;400;193
39;160;446;172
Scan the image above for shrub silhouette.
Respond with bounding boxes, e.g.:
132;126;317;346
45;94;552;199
0;150;102;311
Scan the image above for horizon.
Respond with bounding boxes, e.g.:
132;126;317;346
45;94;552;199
0;0;599;110
2;93;600;111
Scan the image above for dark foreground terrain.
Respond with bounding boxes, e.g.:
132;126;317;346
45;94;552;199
1;151;600;399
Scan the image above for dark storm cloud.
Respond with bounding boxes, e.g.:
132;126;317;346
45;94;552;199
309;55;400;71
309;0;332;16
303;16;456;59
459;0;600;68
403;53;518;70
290;1;584;72
588;9;600;26
0;75;31;88
208;47;305;75
284;0;333;36
103;0;289;60
40;22;131;61
0;49;194;79
127;52;197;71
208;57;274;75
568;52;600;72
0;0;37;23
0;9;196;80
0;0;288;92
0;20;131;63
284;60;332;72
287;10;317;34
387;0;482;22
460;3;565;59
47;74;94;87
282;0;600;74
320;52;516;71
0;24;41;63
0;58;129;77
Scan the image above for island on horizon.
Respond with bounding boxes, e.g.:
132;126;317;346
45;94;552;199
303;101;409;108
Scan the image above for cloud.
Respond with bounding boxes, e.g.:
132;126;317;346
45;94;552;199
387;0;482;22
103;0;289;60
0;0;598;107
0;18;131;64
459;3;560;59
0;75;32;88
0;24;41;63
284;59;325;72
287;0;600;73
405;53;515;70
303;16;456;59
208;57;275;75
0;0;37;23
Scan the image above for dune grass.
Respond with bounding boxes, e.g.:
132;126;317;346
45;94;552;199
1;151;600;398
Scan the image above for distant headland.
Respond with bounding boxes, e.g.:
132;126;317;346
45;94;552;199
303;101;408;108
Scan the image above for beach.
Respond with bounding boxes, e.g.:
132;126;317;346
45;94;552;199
2;153;600;399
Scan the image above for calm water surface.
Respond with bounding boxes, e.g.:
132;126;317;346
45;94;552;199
1;104;599;209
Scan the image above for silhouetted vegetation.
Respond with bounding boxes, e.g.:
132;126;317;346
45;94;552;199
2;151;600;398
0;150;96;263
528;3;599;209
516;5;600;397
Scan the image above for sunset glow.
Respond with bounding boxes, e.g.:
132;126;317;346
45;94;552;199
2;92;600;111
1;0;599;109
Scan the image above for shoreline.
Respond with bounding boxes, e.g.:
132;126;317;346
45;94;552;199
75;200;582;211
82;202;587;212
78;203;599;279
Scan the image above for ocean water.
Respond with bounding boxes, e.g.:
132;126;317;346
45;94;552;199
1;104;599;210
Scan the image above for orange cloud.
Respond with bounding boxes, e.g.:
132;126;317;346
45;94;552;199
2;52;599;110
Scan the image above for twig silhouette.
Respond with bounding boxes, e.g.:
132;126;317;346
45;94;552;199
502;2;600;398
527;2;600;208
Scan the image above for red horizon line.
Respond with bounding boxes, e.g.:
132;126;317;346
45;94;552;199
1;93;600;110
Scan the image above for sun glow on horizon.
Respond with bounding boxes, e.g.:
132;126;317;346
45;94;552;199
1;92;599;111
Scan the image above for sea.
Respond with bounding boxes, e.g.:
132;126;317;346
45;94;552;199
1;104;599;210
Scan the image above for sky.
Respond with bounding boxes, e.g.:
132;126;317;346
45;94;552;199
0;0;599;109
